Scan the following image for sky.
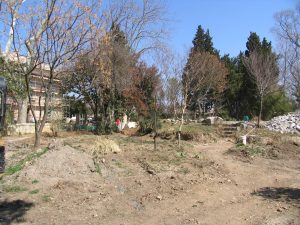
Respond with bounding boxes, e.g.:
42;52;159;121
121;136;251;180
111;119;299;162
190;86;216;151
167;0;299;57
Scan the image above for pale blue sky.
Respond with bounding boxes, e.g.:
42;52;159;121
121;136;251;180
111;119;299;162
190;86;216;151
167;0;298;57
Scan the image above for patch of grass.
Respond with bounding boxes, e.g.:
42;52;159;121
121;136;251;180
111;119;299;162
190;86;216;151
178;167;190;174
29;189;39;194
5;147;49;176
42;194;51;202
175;151;187;158
249;146;266;156
94;162;102;175
193;153;203;159
160;120;216;135
114;160;124;168
229;144;268;157
4;185;28;193
32;179;39;184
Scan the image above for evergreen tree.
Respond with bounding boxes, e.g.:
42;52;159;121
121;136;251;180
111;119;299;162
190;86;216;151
242;32;282;124
108;22;133;131
192;25;219;56
245;32;261;57
183;25;224;118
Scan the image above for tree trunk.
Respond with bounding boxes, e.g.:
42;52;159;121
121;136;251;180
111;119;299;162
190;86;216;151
34;126;41;148
75;113;80;130
34;118;47;148
179;101;187;148
154;95;157;151
258;96;263;127
17;98;28;124
173;101;177;120
83;113;87;126
32;86;51;148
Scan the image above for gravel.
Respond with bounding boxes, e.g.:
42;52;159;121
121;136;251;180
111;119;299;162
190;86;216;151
266;112;300;134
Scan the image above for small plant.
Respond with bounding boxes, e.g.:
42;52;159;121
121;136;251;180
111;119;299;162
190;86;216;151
94;162;102;175
114;161;123;168
32;179;39;184
4;185;28;193
193;153;202;159
42;194;51;202
29;189;39;194
178;167;190;174
228;144;268;158
235;142;244;147
176;151;187;158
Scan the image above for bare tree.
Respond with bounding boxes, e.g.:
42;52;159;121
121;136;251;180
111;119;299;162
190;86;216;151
28;0;100;147
103;0;169;56
184;51;228;117
171;51;228;147
174;53;187;148
243;50;278;127
65;42;113;130
274;6;300;104
166;77;181;119
1;0;100;147
0;0;29;123
274;6;300;48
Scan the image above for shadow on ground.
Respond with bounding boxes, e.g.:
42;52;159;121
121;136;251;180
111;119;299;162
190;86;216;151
0;199;34;225
252;187;300;207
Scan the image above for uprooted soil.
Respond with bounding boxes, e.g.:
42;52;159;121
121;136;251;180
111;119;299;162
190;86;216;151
0;131;299;225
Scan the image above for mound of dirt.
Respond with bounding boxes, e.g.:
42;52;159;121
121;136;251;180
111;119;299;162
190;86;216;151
18;143;96;187
120;127;139;136
227;140;300;162
177;132;217;143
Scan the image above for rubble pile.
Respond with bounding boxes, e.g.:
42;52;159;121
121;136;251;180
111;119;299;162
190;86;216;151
266;112;300;134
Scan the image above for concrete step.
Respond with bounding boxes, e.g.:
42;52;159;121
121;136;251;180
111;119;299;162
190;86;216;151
220;124;238;138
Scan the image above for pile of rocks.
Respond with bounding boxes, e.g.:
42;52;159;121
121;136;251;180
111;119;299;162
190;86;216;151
266;112;300;134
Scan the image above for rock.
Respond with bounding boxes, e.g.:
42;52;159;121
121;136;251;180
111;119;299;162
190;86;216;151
266;112;300;134
277;208;283;212
202;116;223;125
156;195;162;200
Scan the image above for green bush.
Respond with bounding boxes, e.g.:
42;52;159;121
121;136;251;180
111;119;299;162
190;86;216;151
262;91;295;120
139;117;153;134
138;114;162;135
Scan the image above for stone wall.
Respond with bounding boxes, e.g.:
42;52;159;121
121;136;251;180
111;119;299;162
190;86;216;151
8;123;52;135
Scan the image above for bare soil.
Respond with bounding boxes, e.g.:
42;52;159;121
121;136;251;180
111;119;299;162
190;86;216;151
0;131;299;225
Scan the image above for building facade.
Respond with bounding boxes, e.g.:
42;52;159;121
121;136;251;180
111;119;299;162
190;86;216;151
7;67;63;123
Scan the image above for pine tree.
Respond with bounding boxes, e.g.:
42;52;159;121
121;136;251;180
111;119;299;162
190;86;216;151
192;25;218;56
245;32;261;57
183;25;224;117
243;32;280;125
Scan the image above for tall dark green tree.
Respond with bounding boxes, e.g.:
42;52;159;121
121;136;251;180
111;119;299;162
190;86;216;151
222;32;284;121
192;25;219;56
108;22;134;131
245;32;261;57
221;53;249;119
183;25;224;118
243;33;280;126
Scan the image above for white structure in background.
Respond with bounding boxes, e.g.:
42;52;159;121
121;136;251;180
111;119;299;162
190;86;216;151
127;122;137;128
122;113;128;129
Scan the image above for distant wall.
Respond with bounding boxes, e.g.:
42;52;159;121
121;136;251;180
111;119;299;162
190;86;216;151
8;123;52;135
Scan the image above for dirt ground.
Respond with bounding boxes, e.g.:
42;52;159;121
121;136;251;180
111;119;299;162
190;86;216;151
0;130;299;225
